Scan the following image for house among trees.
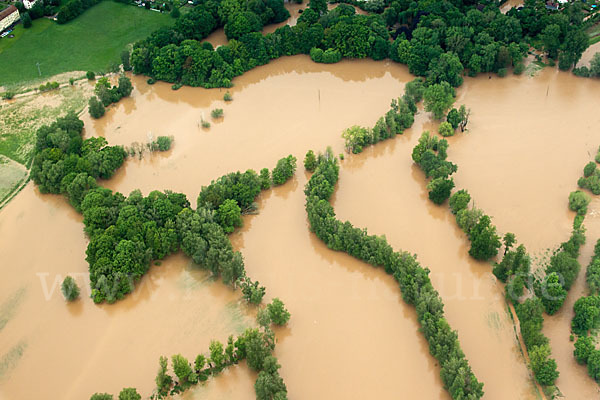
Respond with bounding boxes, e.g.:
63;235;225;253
23;0;39;9
0;4;19;34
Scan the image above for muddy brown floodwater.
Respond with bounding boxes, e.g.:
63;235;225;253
332;111;538;400
0;57;437;399
451;68;600;399
1;56;599;400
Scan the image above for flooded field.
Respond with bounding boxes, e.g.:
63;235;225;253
332;113;538;400
1;55;600;400
451;68;600;399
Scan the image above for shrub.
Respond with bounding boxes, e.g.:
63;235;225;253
267;298;290;325
224;92;233;101
342;125;369;154
121;50;132;72
88;96;106;119
584;162;597;177
22;12;32;28
217;199;242;233
69;77;75;85
156;136;172;151
211;108;224;118
574;66;591;78
497;67;507;77
2;91;15;100
538;272;567;315
86;71;95;80
590;53;600;77
513;62;525;75
171;83;182;90
61;276;80;301
272;155;297;185
569;190;591;215
310;47;341;64
147;78;156;85
574;336;594;365
118;388;141;400
117;75;133;98
304;150;317;172
468;215;501;261
90;394;113;400
427;178;454;205
259;168;271;189
589;350;600;382
449;189;471;214
438;121;455;137
201;119;211;128
530;344;559;386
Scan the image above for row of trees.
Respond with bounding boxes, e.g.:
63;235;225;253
451;195;559;385
127;0;589;89
571;240;600;382
412;131;457;206
341;78;423;154
415;134;561;387
92;298;291;399
570;151;600;382
130;2;391;88
304;148;484;400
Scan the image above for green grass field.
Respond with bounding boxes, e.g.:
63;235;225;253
0;2;173;87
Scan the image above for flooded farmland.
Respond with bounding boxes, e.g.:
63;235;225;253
1;55;600;400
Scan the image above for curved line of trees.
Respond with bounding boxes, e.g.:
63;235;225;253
304;147;484;400
570;154;600;383
572;239;600;382
411;132;595;390
31;114;297;303
91;300;291;400
128;0;589;89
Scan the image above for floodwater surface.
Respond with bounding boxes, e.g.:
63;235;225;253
332;111;538;400
0;185;255;400
2;56;600;400
1;57;427;399
451;68;600;399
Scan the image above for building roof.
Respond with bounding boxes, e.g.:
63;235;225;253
0;5;18;21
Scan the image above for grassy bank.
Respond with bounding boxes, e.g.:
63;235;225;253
0;83;91;207
0;2;173;87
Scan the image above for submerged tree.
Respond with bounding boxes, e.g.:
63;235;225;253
61;276;80;301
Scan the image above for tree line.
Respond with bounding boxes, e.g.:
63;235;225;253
126;0;589;89
570;151;600;383
571;239;600;382
91;299;291;399
304;147;484;400
31;114;296;303
416;133;600;389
